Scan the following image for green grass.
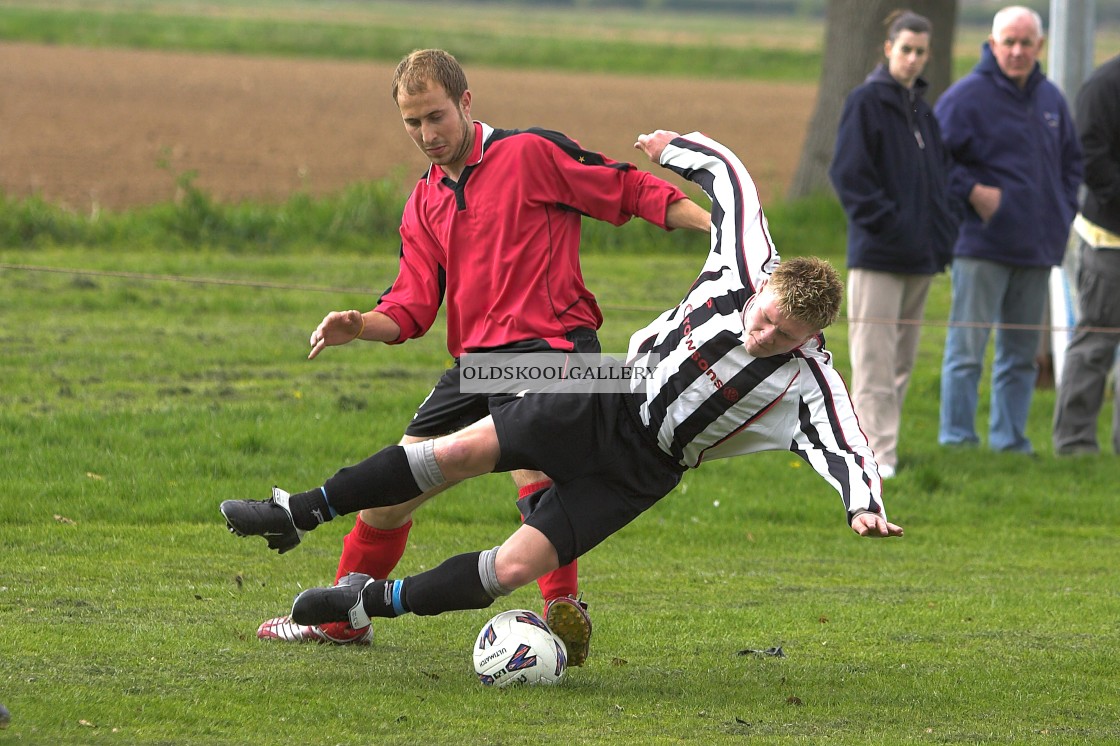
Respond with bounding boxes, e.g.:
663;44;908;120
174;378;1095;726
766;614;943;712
0;168;837;257
0;173;412;254
0;0;826;82
0;188;677;259
2;238;1119;744
2;0;1118;85
2;1;1119;741
3;1;1080;84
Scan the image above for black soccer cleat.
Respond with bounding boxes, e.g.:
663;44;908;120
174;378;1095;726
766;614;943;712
220;486;306;554
291;573;375;630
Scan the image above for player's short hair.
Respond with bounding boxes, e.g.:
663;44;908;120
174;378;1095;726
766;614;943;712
391;49;469;104
767;257;842;332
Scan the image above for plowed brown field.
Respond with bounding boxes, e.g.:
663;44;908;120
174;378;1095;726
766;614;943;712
0;42;814;211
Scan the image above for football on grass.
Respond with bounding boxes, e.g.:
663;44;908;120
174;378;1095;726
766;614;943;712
473;609;567;687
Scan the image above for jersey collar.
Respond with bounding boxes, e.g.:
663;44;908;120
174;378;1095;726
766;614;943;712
425;121;493;185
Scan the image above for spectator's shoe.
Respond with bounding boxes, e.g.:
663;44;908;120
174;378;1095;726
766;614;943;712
545;595;592;667
220;486;305;554
292;572;375;630
256;616;372;645
1055;445;1100;457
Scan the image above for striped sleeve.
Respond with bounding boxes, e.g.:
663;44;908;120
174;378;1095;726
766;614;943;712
657;132;779;294
790;352;886;523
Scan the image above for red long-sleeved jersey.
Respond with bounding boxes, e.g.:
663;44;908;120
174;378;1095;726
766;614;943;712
374;122;688;356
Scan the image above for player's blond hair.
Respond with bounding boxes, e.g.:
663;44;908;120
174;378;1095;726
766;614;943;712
767;257;842;332
391;49;469;104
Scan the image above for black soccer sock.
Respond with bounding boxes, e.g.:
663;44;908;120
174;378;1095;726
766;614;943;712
319;445;425;516
357;578;406;619
404;551;499;616
287;487;334;531
356;551;498;619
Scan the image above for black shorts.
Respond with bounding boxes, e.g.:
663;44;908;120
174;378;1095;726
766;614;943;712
404;328;600;438
489;382;685;566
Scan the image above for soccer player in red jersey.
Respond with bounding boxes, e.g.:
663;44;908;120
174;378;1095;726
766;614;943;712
246;50;710;664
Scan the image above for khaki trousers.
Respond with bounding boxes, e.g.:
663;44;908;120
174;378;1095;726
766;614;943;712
847;269;934;469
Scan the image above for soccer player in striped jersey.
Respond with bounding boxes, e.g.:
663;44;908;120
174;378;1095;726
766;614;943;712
222;129;902;636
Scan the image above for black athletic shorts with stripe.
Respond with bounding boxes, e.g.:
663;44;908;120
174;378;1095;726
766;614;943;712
489;366;685;567
404;328;600;438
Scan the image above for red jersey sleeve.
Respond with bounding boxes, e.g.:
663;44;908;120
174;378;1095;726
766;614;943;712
374;185;444;344
526;130;687;229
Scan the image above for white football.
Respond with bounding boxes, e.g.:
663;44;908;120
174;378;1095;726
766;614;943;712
473;609;567;687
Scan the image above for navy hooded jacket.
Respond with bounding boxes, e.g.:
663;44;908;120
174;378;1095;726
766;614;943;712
830;63;959;274
933;43;1082;267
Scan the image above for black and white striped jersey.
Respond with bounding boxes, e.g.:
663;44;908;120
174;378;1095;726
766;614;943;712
627;132;885;519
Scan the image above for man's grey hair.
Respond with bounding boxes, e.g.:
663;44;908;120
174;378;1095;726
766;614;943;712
992;5;1044;38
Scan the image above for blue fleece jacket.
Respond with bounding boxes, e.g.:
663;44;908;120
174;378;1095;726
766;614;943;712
933;43;1082;267
830;64;959;274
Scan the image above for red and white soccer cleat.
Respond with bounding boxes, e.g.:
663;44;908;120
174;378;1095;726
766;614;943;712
256;616;372;645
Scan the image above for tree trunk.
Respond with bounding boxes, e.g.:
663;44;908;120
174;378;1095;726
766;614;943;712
787;0;958;200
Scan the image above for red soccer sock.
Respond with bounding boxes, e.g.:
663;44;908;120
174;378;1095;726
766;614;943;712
334;515;413;583
518;480;579;602
314;518;412;636
537;558;579;603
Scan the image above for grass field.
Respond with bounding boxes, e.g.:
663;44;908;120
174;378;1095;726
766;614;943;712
2;1;1120;743
2;0;1119;82
2;236;1118;744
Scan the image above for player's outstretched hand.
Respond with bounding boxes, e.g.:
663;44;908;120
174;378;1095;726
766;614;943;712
634;130;681;165
851;512;904;538
308;309;364;360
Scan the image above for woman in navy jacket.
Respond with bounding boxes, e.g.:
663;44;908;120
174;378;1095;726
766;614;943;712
829;9;959;478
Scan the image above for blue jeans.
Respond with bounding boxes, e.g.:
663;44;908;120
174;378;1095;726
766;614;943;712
939;258;1050;452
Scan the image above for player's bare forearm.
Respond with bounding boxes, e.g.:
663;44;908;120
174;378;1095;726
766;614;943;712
666;198;711;232
634;131;712;233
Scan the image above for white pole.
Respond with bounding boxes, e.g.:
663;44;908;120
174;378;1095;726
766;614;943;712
1047;0;1096;386
1047;0;1096;97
